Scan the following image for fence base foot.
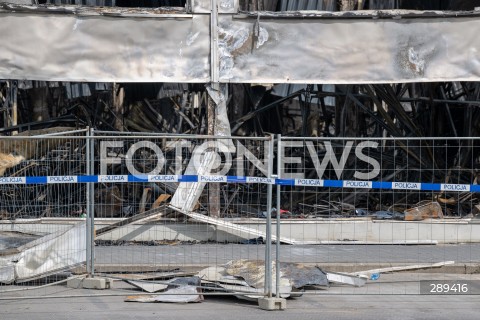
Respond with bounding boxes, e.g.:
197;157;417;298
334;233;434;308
258;297;287;310
67;276;112;290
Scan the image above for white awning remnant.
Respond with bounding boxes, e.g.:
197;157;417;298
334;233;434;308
169;206;297;244
167;85;297;243
168;152;217;212
0;223;86;284
170;84;234;212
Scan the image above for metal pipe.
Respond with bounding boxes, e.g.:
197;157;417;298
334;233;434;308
33;129;89;136
264;134;274;298
85;127;92;277
275;134;281;297
88;127;95;277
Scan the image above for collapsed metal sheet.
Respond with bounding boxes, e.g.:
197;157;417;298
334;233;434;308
224;259;328;290
125;276;202;293
15;223;86;282
197;266;251;286
0;12;210;82
200;263;292;297
218;15;480;84
125;276;204;303
125;280;168;293
125;286;203;303
0;231;40;256
168;206;297;244
170;85;233;212
0;258;15;284
0;223;86;283
280;263;329;288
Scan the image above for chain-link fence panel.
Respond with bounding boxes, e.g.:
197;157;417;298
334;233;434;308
0;129;88;298
274;136;480;295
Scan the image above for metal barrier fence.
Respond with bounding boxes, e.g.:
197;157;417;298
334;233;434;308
0;129;88;298
89;132;276;299
1;131;480;301
276;136;480;295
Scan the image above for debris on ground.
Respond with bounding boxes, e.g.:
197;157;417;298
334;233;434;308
350;261;455;280
404;201;444;221
125;276;204;303
117;259;460;303
118;259;369;303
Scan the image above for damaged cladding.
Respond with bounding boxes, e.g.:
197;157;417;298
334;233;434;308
2;3;480;83
0;3;479;229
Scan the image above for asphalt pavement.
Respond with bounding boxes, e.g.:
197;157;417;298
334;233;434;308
3;244;480;319
2;277;480;320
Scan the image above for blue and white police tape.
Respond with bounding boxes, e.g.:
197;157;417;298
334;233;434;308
0;175;477;192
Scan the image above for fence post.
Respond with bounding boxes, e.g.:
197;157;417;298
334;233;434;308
275;134;282;297
264;134;274;298
85;127;95;277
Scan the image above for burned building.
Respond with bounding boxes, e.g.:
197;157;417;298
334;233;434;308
0;0;480;239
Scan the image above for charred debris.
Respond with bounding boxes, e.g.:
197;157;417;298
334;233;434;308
0;81;478;221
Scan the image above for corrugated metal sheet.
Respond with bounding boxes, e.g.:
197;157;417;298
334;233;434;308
280;0;336;11
368;0;398;9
